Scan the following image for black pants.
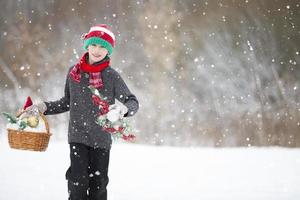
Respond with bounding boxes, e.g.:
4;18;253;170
66;143;110;200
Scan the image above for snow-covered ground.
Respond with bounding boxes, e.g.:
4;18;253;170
0;135;300;200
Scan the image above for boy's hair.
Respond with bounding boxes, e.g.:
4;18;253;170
82;24;115;55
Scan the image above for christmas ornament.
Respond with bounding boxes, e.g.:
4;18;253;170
89;86;136;141
27;116;39;128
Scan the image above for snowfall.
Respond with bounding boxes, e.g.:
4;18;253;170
0;134;300;200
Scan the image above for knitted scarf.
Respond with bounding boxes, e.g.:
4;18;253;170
70;52;110;89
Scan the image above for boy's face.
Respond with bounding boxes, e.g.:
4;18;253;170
88;44;108;64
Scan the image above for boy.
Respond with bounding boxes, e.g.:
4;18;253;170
26;24;139;200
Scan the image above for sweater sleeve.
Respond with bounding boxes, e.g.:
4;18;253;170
113;71;139;117
44;73;70;115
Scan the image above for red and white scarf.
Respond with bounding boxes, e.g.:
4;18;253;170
70;52;110;89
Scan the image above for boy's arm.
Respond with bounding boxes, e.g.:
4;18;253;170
114;72;139;117
44;73;70;115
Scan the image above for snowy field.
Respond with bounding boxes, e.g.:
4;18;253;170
0;135;300;200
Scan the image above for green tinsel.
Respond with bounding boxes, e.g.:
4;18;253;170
2;112;17;123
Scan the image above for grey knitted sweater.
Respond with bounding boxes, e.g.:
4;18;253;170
44;66;139;150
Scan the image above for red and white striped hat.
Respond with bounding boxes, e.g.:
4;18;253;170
83;24;116;55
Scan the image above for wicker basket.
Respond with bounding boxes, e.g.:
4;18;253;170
7;111;51;152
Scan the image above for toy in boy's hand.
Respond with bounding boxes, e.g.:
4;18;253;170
20;96;47;120
20;96;40;128
19;96;39;128
89;86;136;141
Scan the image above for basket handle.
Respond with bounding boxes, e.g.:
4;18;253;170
16;110;50;134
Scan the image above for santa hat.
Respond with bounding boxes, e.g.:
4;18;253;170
83;24;116;55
